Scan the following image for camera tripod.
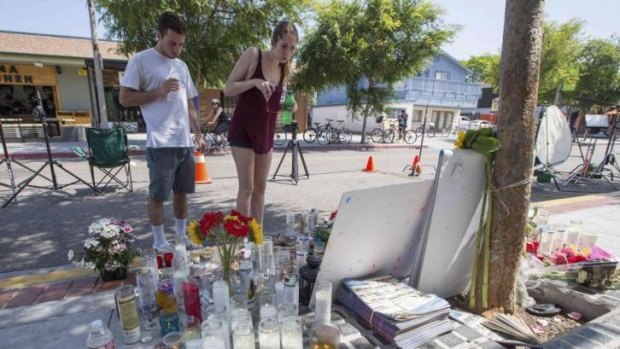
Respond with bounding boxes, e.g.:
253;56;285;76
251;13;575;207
272;121;309;185
2;93;100;208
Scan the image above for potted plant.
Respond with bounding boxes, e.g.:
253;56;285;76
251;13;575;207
68;218;137;281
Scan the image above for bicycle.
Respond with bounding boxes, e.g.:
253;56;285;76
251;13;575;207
415;123;437;138
201;125;231;153
382;124;417;144
442;124;459;137
274;124;289;146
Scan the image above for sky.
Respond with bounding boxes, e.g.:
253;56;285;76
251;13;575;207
0;0;618;61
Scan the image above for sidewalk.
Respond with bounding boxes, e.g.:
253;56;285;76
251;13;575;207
1;191;619;348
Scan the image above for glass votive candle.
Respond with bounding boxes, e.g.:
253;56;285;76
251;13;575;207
311;325;340;349
578;231;598;251
232;321;255;349
162;331;183;349
207;306;231;349
277;302;298;325
538;230;554;256
280;316;303;349
231;293;248;311
314;280;332;327
182;277;202;322
258;318;280;349
259;291;277;320
201;319;227;349
231;308;253;332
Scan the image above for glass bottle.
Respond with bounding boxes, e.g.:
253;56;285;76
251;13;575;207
299;255;322;306
114;285;142;344
258;318;280;349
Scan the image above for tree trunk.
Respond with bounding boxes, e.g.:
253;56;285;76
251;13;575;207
487;0;545;313
361;106;369;144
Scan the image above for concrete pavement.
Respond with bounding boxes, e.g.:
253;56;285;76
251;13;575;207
1;132;620;348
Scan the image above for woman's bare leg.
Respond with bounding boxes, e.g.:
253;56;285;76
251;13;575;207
232;146;256;216
251;151;273;224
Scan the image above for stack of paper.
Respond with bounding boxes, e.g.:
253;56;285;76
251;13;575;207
336;275;454;348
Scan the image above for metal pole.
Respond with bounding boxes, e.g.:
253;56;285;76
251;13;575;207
418;103;430;161
88;0;108;128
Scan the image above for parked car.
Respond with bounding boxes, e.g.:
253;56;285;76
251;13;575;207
458;116;471;130
469;120;496;131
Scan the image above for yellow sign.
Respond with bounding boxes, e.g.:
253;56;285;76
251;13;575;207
77;69;88;76
0;63;57;86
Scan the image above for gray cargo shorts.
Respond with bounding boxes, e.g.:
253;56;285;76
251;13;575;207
146;147;195;201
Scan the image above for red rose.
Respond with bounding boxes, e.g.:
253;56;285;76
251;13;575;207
199;212;225;236
224;220;249;238
329;210;337;221
567;254;587;263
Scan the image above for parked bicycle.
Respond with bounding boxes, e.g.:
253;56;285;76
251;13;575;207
304;119;352;145
274;124;289;146
378;123;417;144
415;122;437;138
442;124;459;137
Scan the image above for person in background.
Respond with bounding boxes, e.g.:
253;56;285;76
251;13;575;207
398;109;408;140
224;20;299;224
205;98;229;136
119;11;206;251
569;110;579;142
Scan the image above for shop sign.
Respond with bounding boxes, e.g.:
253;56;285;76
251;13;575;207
0;64;57;86
78;69;88;76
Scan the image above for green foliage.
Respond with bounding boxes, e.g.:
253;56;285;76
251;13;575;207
538;20;584;103
96;0;311;87
461;54;500;86
461;128;500;156
314;226;331;243
293;0;455;140
575;36;620;108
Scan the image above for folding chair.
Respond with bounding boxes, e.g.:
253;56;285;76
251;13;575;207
85;127;133;193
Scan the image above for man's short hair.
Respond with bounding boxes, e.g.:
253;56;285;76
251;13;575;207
158;11;187;35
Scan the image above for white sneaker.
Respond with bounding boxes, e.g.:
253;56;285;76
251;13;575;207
153;240;173;252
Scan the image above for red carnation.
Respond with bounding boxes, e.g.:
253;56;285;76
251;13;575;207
199;211;225;236
224;220;249;238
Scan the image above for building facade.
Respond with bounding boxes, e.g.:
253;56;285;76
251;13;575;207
312;52;482;133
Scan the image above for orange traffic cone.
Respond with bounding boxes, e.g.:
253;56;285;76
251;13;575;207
412;155;420;168
363;156;376;172
194;151;212;184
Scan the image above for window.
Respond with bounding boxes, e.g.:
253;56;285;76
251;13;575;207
434;71;450;80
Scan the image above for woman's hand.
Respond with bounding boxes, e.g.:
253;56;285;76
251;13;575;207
254;79;275;101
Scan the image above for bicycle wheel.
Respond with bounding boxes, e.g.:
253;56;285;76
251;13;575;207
303;127;318;143
220;132;231;153
404;130;417;144
203;134;214;153
442;127;451;137
426;127;436;138
274;129;287;146
415;127;424;138
317;130;330;145
370;128;384;143
383;129;397;143
339;128;353;144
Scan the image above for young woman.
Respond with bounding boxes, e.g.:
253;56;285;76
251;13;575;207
224;20;298;224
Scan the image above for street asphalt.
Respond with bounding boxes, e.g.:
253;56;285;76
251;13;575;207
0;132;619;348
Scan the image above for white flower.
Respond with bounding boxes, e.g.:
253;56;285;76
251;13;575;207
84;238;99;249
67;250;74;261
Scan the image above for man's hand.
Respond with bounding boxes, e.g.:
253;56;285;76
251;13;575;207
158;78;180;98
194;133;207;153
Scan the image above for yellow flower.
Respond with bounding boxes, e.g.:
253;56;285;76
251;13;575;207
454;130;465;149
249;218;264;245
187;220;203;246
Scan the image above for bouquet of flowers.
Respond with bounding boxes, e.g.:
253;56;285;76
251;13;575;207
68;218;137;274
187;210;263;281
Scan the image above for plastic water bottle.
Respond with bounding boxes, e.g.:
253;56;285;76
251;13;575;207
86;319;115;349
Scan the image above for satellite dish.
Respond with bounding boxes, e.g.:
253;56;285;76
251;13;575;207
535;105;572;166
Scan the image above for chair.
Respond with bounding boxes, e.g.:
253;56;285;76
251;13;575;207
85;127;133;193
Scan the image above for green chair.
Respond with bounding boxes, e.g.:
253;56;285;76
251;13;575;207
85;127;133;193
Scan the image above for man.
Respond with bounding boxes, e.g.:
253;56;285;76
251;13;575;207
398;109;408;140
120;11;206;251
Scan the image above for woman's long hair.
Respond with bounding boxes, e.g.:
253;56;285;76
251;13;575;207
271;20;298;83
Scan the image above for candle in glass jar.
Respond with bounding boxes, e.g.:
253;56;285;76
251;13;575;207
232;322;255;349
212;280;230;313
258;318;280;349
280;316;303;349
182;277;201;322
314;280;332;327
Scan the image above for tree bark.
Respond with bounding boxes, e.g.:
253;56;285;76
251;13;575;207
488;0;545;313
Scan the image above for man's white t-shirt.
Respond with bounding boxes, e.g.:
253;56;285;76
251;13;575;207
121;48;198;148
